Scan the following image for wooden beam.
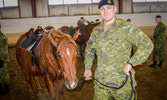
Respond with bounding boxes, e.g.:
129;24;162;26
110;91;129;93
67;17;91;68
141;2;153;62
31;0;36;18
119;0;123;14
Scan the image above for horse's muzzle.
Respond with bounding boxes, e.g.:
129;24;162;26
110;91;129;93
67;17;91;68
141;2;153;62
64;80;78;89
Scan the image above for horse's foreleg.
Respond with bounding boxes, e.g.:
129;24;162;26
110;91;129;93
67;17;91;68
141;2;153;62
58;78;64;100
23;69;34;95
33;76;42;95
45;74;55;99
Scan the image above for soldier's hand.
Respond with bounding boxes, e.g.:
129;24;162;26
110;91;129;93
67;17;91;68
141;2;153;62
84;70;92;80
123;64;132;76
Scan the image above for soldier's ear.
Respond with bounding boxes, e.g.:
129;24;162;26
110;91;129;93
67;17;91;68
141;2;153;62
114;6;117;13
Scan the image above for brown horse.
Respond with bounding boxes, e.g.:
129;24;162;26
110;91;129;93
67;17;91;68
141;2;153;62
16;28;79;99
58;22;100;58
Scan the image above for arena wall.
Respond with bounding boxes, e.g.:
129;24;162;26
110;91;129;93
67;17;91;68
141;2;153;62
0;0;166;19
20;0;32;18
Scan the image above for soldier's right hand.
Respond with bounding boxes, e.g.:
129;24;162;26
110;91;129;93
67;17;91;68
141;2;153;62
84;70;92;80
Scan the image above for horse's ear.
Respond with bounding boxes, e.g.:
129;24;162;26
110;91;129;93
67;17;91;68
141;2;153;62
49;30;62;43
72;29;79;40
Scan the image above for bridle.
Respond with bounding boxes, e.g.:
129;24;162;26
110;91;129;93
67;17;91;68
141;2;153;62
55;41;75;79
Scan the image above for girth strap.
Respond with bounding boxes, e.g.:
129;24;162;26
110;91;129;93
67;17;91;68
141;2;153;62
31;51;40;71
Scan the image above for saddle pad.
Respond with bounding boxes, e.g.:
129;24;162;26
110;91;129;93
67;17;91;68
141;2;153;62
19;36;44;52
69;27;76;36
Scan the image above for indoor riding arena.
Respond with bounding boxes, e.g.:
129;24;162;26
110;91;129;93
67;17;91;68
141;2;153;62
0;0;167;100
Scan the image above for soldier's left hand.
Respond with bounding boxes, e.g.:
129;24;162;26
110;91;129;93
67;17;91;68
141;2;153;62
123;64;132;76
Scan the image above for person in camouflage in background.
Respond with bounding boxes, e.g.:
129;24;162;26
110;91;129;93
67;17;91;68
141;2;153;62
149;15;166;67
84;0;153;100
77;17;90;58
0;24;10;96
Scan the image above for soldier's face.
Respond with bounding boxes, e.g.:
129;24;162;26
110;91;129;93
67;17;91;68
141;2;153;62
99;5;117;22
155;18;161;23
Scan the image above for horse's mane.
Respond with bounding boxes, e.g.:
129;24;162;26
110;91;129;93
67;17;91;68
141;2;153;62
47;29;78;52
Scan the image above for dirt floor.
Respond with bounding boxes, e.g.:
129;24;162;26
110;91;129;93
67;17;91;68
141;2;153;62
0;41;167;100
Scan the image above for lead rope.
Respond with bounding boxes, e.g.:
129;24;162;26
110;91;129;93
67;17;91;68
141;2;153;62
77;71;136;100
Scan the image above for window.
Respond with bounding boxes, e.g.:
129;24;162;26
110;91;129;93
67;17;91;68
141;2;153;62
0;0;3;8
64;0;77;4
0;0;18;8
133;0;167;2
48;0;100;5
49;0;63;5
78;0;91;4
93;0;100;3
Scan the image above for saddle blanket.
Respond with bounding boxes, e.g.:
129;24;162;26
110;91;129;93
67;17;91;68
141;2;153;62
18;36;44;52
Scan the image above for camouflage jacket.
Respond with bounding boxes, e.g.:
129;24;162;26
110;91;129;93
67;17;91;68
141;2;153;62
153;21;166;43
0;31;9;62
84;17;153;87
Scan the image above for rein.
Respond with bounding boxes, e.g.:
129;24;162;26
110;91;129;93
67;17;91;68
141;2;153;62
77;71;136;100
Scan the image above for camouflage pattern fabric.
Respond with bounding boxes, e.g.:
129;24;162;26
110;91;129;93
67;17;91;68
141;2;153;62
0;31;10;84
153;21;166;62
77;20;85;34
0;62;10;84
84;17;153;99
94;78;137;100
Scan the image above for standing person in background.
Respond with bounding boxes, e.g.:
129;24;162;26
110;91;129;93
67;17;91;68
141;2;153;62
127;19;135;25
77;17;90;59
84;0;153;99
95;19;100;23
149;15;166;67
0;24;10;96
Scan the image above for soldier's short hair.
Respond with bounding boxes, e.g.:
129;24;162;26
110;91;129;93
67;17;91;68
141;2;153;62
156;15;161;18
80;17;84;19
127;19;131;22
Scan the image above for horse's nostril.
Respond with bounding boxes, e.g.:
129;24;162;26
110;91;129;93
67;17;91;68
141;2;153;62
70;82;75;88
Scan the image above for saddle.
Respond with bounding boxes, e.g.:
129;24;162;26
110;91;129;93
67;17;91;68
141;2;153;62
18;29;44;71
19;30;44;52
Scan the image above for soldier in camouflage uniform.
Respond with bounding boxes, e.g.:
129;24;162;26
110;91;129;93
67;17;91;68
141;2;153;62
77;17;90;58
149;15;166;67
0;24;10;96
84;0;153;100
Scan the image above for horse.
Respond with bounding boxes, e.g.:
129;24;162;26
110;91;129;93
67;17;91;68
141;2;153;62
58;22;100;58
16;28;79;99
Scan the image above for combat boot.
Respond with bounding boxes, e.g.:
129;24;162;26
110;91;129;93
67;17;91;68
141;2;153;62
149;61;157;67
0;83;4;96
157;61;163;67
3;83;9;95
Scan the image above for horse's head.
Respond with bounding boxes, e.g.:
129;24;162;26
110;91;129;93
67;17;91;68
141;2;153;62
48;29;79;89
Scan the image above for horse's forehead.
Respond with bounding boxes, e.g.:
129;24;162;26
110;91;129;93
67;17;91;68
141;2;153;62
58;41;77;53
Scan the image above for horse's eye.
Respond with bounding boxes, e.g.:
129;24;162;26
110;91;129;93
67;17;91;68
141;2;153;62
57;55;61;58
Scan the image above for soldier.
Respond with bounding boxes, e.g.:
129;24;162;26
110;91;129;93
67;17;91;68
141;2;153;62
0;24;10;96
84;0;153;100
95;19;100;23
149;15;166;67
77;17;90;59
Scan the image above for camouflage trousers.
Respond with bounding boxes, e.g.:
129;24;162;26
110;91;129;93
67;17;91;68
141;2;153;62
0;62;10;84
78;44;83;53
153;42;165;62
93;80;137;100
